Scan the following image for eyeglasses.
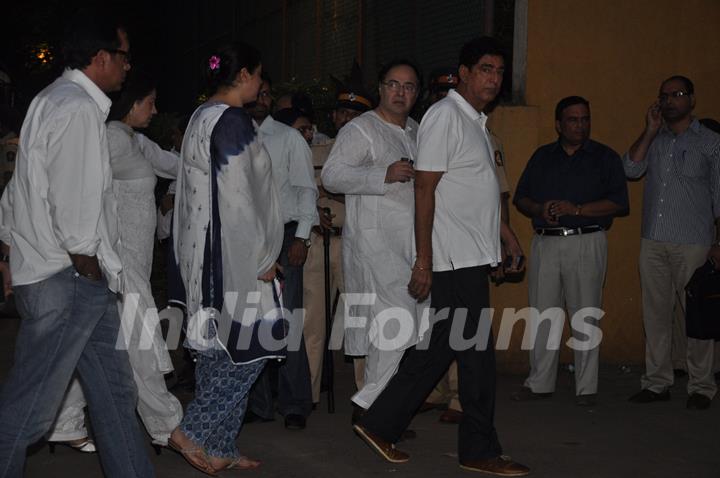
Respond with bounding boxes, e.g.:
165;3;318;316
107;48;131;64
381;80;418;94
658;90;689;102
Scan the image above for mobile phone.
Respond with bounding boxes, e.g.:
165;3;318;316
400;157;414;166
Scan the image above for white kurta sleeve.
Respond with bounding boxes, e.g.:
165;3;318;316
286;130;318;239
137;132;179;179
321;122;388;196
46;107;105;256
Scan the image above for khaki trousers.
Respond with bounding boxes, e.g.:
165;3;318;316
639;239;717;398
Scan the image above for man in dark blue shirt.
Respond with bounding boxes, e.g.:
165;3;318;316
512;96;628;406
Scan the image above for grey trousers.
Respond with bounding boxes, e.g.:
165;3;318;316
639;239;717;398
524;231;607;396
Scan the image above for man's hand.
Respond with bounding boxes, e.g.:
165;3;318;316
549;200;579;219
0;261;12;298
160;194;175;215
258;262;280;282
317;206;334;230
69;254;102;281
500;222;525;273
646;101;663;134
385;160;415;184
408;261;432;302
288;239;309;266
541;200;559;225
708;245;720;270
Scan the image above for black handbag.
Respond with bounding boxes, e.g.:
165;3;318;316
685;260;720;340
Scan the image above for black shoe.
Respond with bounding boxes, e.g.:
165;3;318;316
284;414;306;430
686;393;711;410
628;389;670;403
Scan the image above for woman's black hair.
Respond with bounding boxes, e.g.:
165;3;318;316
206;42;262;94
107;70;157;122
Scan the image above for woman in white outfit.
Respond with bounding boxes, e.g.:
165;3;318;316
48;71;182;450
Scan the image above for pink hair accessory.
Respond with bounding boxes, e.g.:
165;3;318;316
209;55;220;71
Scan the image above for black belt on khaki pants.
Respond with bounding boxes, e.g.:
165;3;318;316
534;225;603;237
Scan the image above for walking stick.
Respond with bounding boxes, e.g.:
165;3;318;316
322;208;335;413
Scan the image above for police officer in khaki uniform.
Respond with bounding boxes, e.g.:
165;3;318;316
303;81;372;404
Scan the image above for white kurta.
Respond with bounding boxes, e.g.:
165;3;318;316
47;121;183;445
321;111;427;357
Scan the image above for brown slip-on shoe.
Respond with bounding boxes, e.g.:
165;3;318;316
439;408;463;424
460;456;530;476
353;424;409;464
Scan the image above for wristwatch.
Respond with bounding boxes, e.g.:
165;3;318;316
295;237;312;248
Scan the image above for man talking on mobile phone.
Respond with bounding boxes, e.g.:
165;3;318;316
512;96;628;407
624;76;720;410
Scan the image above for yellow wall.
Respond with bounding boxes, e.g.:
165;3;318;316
489;0;720;370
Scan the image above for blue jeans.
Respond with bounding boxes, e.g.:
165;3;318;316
0;267;154;478
181;350;265;458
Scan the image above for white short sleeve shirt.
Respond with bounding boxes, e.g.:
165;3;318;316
416;89;501;272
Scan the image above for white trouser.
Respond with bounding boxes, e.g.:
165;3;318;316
49;318;183;445
351;343;405;409
46;377;87;441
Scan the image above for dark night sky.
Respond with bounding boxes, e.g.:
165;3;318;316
0;1;199;118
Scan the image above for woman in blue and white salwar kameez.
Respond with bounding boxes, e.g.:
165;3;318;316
169;43;283;475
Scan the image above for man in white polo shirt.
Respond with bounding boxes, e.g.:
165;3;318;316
354;37;529;476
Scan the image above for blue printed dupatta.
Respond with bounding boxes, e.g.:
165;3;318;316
175;103;286;364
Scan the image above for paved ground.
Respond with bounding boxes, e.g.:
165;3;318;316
1;317;717;478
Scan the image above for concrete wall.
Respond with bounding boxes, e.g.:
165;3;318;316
489;0;720;370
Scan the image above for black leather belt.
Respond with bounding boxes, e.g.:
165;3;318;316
535;225;603;237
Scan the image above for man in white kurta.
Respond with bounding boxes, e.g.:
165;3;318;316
322;61;427;411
